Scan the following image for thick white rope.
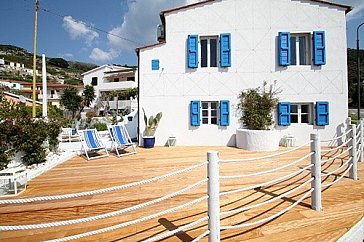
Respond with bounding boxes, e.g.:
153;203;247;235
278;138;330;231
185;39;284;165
220;152;313;179
191;230;210;242
321;129;352;143
220;140;312;163
220;188;313;230
220;177;314;216
0;162;207;205
45;195;208;242
321;157;352;178
220;164;313;197
321;138;351;153
356;131;361;140
321;164;353;188
321;146;352;164
356;151;361;162
0;179;207;231
143;216;208;242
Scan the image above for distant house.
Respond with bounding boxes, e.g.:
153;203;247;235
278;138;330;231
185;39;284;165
3;91;42;107
82;65;138;114
137;0;351;146
18;82;83;108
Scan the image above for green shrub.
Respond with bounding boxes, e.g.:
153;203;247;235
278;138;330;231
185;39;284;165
90;122;107;131
238;83;279;130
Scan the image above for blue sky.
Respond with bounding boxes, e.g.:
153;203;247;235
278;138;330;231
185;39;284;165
0;0;363;66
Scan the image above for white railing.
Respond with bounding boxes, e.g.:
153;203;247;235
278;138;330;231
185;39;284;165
0;119;362;241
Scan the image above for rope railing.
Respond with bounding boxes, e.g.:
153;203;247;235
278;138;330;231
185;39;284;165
321;157;352;178
0;179;207;231
45;195;208;242
143;216;208;242
220;177;314;217
321;137;351;153
191;230;210;242
320;146;352;164
220;152;313;180
220;164;313;197
220;188;313;230
321;164;353;188
220;140;312;164
320;129;352;143
0;162;207;205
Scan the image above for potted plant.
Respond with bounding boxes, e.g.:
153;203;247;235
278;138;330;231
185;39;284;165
236;82;280;151
142;108;163;148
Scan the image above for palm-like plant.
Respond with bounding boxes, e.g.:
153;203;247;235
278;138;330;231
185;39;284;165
82;85;96;109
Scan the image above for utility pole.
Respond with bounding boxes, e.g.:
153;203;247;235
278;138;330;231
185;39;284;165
32;0;39;118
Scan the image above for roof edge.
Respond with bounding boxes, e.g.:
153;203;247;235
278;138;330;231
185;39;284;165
160;0;352;15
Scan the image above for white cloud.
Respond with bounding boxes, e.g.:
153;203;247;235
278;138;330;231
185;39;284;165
89;48;119;62
93;0;203;62
63;16;99;45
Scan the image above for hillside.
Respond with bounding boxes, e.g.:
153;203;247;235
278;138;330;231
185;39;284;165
347;48;364;108
0;45;97;85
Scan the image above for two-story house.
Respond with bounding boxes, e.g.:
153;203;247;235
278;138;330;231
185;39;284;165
137;0;351;146
82;65;138;114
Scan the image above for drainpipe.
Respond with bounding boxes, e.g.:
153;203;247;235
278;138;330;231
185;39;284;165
136;49;140;145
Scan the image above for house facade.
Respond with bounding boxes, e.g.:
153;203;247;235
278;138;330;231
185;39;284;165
82;65;138;114
137;0;351;146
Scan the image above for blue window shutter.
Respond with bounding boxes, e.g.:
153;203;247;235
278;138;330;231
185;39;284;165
187;35;198;68
220;33;231;67
313;31;326;65
151;59;159;70
278;32;290;66
219;100;230;126
278;102;291;126
190;100;200;126
316;101;329;126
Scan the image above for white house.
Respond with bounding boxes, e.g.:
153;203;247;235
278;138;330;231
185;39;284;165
137;0;351;146
82;65;138;113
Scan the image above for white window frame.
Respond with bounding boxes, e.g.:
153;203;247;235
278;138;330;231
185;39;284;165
200;36;219;68
201;101;219;125
291;103;313;124
290;33;311;66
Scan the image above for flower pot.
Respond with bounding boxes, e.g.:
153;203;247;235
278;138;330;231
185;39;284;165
143;136;155;148
236;129;280;152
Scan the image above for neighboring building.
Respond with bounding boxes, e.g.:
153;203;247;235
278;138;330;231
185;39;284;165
3;60;39;76
3;91;42;107
82;65;138;114
0;81;21;90
20;82;83;108
137;0;351;146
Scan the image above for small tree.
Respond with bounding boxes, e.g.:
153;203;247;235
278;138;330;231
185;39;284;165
60;87;82;118
82;85;96;111
238;82;279;130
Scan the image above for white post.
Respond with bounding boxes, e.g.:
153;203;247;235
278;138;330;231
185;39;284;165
311;133;322;211
350;124;358;180
207;151;220;242
360;119;364;162
42;54;47;120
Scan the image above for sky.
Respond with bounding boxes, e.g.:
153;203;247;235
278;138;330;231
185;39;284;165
0;0;363;66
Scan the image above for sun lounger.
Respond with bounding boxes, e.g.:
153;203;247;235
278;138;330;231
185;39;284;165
79;129;109;160
109;125;137;157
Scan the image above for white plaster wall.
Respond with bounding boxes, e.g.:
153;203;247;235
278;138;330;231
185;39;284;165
139;0;348;146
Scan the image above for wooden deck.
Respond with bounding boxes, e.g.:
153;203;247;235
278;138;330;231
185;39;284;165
0;146;363;241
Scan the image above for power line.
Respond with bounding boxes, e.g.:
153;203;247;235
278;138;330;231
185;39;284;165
39;7;144;46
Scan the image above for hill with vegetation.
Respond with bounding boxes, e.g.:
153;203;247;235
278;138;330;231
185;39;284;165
347;48;364;108
0;44;98;85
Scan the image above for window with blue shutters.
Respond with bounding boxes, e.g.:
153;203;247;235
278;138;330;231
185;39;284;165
316;101;329;126
151;59;159;70
313;31;326;65
278;32;290;66
187;35;198;68
220;33;231;67
219;100;230;126
190;100;200;126
278;102;291;126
